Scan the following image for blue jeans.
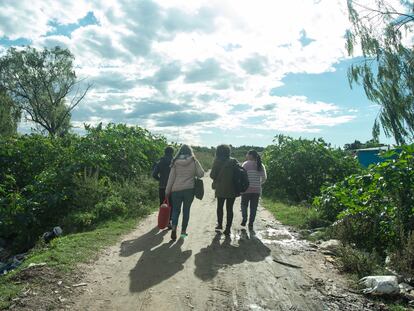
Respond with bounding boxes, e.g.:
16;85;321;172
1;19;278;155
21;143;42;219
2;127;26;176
171;189;195;232
241;193;260;226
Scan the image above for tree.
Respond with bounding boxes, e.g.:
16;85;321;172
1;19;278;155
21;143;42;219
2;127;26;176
0;88;20;136
346;0;414;145
0;46;90;137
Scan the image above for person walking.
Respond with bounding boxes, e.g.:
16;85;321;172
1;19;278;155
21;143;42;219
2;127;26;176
152;146;174;229
241;150;267;230
152;146;175;205
210;144;238;236
165;145;205;241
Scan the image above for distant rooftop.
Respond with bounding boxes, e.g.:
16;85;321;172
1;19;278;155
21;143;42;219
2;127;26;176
356;146;393;152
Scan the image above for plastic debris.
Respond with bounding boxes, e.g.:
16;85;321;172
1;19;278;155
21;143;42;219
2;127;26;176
359;275;400;295
43;226;63;243
0;253;26;275
27;262;47;269
399;282;413;293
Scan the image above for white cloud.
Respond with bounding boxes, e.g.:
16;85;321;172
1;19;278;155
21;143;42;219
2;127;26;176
1;0;362;144
0;0;91;39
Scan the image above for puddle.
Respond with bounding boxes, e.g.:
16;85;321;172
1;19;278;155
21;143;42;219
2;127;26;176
249;303;279;311
214;227;309;250
255;227;308;249
259;228;293;241
249;304;267;311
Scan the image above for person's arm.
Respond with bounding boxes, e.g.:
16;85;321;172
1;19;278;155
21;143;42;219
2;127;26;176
210;160;218;179
152;162;160;181
165;165;176;195
195;159;205;178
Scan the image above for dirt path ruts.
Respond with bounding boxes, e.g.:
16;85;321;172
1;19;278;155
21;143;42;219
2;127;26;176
70;176;380;311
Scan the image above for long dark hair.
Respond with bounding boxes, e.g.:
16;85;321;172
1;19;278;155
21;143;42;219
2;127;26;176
248;150;263;171
172;144;194;164
215;144;231;160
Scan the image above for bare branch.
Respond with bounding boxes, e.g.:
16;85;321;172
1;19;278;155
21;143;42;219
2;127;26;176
56;83;91;130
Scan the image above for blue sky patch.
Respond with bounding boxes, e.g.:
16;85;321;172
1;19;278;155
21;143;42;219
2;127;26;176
299;30;315;47
0;37;31;47
46;11;98;37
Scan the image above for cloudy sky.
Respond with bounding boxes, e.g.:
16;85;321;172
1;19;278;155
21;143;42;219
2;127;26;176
0;0;398;146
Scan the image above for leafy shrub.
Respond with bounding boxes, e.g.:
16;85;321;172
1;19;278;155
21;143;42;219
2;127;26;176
263;135;360;202
0;175;33;249
0;134;67;188
111;177;158;217
390;231;414;279
95;195;127;221
304;211;331;229
64;211;97;230
336;245;384;278
0;123;166;251
73;123;166;180
314;145;414;254
65;173;158;231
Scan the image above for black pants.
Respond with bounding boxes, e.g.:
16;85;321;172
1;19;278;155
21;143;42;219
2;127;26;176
241;193;260;226
159;188;166;205
217;197;236;229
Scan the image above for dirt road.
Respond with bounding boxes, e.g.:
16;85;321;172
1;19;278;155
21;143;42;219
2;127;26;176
72;177;379;311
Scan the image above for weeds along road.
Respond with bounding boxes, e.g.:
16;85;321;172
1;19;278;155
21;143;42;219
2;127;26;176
72;176;378;311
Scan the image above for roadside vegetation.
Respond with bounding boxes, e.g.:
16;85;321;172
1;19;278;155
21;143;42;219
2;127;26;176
262;3;414;304
0;124;165;309
1;0;413;308
262;137;414;310
0;124;165;254
0;124;164;309
0;218;148;309
0;44;169;309
262;198;325;230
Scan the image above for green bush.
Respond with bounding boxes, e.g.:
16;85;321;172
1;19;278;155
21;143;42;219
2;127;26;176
73;123;166;180
111;177;158;217
336;245;384;278
263;135;360;202
313;145;414;254
95;195;127;221
65;173;158;231
64;211;97;230
0;123;166;251
390;231;414;279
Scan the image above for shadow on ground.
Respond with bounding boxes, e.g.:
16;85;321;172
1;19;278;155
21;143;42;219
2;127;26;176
120;227;168;257
194;230;271;281
128;238;192;293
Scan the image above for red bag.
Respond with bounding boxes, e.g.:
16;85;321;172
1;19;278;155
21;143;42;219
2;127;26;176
157;199;171;229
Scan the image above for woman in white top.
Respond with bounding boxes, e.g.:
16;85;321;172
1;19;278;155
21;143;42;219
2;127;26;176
166;145;205;240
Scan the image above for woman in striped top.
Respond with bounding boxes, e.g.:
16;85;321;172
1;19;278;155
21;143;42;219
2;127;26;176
241;150;267;230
